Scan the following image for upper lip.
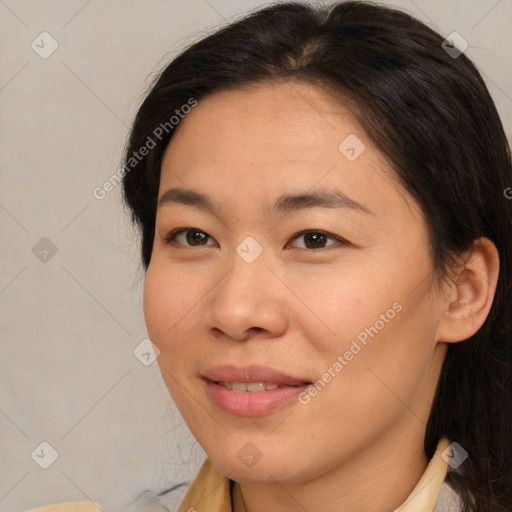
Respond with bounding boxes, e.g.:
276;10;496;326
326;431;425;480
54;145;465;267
203;365;311;386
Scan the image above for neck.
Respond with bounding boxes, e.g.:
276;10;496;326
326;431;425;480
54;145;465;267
231;428;428;512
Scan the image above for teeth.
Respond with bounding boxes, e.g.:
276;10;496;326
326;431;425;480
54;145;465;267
218;381;281;392
246;382;265;392
231;382;247;392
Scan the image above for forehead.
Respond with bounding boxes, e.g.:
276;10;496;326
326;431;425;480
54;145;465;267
158;81;416;220
166;81;357;161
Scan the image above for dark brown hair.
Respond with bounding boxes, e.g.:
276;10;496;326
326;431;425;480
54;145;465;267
122;2;512;510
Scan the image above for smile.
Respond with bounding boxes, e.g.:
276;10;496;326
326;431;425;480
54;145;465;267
202;365;312;416
215;381;299;392
205;380;310;416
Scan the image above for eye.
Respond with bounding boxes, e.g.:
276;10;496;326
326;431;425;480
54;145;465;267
164;228;347;249
164;228;217;247
287;230;346;250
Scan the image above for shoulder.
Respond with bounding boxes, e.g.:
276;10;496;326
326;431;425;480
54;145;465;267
25;501;100;512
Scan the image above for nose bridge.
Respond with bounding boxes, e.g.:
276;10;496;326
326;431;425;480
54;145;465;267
221;239;272;305
208;238;287;339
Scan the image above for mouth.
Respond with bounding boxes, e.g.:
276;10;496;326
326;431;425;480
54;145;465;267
203;364;311;386
202;365;312;416
213;381;304;392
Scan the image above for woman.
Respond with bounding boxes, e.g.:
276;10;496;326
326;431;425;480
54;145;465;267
29;1;512;511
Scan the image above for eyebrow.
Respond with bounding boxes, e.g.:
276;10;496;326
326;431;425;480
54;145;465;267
158;187;374;216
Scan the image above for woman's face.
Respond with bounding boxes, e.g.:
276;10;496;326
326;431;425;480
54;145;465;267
144;81;448;483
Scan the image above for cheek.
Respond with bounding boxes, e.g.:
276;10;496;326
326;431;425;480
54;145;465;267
143;263;203;405
143;262;197;350
143;265;169;343
288;265;397;357
296;249;436;380
308;276;438;416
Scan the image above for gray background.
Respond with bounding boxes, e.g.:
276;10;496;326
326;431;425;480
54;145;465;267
1;0;511;510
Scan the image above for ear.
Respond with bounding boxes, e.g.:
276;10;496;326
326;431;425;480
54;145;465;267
437;237;499;343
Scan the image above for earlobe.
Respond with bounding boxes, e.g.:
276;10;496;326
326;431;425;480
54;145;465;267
437;237;500;343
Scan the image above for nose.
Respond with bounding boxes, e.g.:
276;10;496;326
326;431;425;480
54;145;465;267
207;247;288;341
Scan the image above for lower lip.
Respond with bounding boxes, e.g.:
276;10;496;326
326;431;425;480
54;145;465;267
204;380;308;417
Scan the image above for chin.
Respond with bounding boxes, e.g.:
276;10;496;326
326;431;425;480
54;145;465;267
210;451;313;485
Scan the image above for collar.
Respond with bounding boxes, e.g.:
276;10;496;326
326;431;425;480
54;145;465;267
177;438;453;512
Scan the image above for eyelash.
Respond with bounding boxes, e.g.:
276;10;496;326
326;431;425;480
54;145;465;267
163;228;346;250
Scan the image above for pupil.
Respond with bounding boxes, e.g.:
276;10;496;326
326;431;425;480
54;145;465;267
306;232;325;248
188;230;207;245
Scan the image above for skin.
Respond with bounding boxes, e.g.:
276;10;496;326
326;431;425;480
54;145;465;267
143;81;499;512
